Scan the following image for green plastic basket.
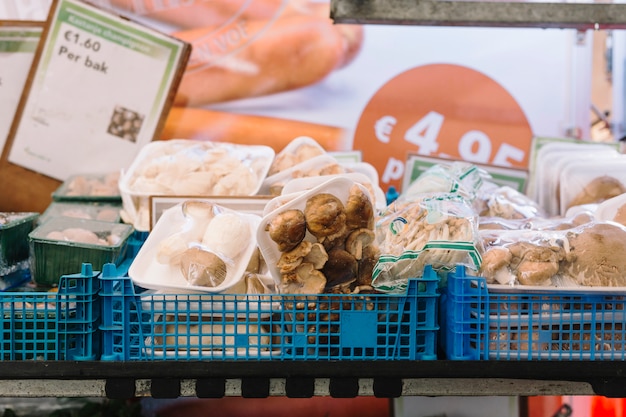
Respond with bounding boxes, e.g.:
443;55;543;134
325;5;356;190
28;217;133;287
0;212;39;270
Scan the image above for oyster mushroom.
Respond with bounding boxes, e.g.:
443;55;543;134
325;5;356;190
266;209;306;252
179;247;228;287
279;262;327;294
304;193;346;240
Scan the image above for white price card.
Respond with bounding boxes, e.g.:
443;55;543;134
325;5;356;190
6;0;190;181
404;153;528;193
0;21;42;154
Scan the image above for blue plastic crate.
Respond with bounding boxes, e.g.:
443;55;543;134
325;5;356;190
99;265;440;361
0;263;101;360
442;266;626;360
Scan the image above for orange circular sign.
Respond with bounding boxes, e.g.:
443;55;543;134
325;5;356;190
354;64;533;192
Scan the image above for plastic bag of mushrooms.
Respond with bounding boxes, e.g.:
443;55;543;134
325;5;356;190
258;176;380;295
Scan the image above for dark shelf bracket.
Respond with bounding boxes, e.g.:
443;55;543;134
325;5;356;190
285;377;316;398
241;377;270;398
105;378;136;399
150;378;181;399
373;377;403;398
196;378;226;398
330;377;360;398
590;378;626;398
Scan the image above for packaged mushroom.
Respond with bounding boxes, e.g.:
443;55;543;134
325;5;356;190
259;154;345;196
475;183;547;221
119;140;274;231
403;161;488;205
267;136;327;176
478;210;595;232
480;221;626;288
280;172;387;212
129;200;267;293
257;177;379;295
557;157;626;216
372;192;482;293
52;172;121;202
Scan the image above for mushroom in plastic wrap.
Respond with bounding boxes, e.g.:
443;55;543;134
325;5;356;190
266;209;306;252
373;192;482;293
561;222;626;287
480;221;626;288
260;179;379;295
567;176;626;210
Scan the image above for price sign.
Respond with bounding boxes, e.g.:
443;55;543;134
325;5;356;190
403;154;529;193
0;21;42;153
6;0;190;181
354;63;533;192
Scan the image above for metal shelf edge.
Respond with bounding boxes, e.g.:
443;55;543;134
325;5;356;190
330;0;626;29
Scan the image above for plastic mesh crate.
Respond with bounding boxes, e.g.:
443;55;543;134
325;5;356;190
0;264;101;360
100;265;440;361
442;266;626;360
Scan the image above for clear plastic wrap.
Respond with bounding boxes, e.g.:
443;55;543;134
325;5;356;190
119;140;274;231
267;136;327;176
372;193;482;293
257;177;379;294
259;154;345;196
129;200;267;293
558;157;626;215
402;161;489;204
480;221;626;288
476;184;546;220
479;210;595;231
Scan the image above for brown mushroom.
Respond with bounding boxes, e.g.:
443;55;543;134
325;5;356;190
179;247;227;287
266;209;307;252
568;176;626;209
345;184;374;230
561;222;626;287
304;193;346;240
276;241;328;273
303;242;329;269
345;228;375;260
322;247;357;289
356;244;380;287
279;262;327;294
507;241;563;286
480;246;512;278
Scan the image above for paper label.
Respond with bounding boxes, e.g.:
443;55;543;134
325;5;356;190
8;0;189;180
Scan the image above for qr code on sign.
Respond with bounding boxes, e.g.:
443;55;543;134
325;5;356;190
107;105;144;143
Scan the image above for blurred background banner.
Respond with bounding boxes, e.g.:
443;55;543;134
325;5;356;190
0;0;595;194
